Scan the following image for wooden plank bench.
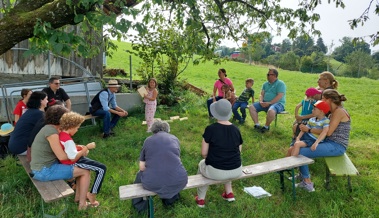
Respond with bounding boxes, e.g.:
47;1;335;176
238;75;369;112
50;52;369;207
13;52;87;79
324;153;359;192
119;155;314;217
18;155;75;217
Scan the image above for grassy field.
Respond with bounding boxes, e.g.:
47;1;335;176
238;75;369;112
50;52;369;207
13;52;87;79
1;41;379;217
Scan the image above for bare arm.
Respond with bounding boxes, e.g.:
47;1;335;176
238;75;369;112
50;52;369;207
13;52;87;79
14;115;20;124
139;161;146;171
311;126;330;151
268;93;284;104
201;138;209;159
65;99;72;111
47;134;69;161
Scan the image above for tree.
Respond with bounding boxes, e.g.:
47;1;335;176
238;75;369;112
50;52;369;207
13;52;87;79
278;51;300;71
316;37;327;54
292;36;315;57
280;39;292;54
344;50;374;78
332;37;371;62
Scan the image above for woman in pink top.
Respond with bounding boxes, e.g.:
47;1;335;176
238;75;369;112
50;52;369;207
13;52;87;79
13;89;32;125
207;69;234;118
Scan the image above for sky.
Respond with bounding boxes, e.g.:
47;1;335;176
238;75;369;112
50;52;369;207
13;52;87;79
220;1;379;53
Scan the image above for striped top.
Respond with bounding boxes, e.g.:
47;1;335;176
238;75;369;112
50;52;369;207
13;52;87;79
328;108;351;148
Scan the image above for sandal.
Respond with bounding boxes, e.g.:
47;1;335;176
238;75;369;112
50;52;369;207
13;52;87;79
88;201;100;207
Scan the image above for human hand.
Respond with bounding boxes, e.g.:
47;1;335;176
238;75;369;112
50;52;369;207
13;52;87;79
311;143;318;151
299;124;308;132
86;142;96;149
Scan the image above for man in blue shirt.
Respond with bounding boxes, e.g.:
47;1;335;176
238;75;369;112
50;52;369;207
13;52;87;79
249;69;286;133
90;80;128;138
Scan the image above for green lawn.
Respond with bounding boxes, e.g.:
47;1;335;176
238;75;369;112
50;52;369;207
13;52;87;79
1;41;379;217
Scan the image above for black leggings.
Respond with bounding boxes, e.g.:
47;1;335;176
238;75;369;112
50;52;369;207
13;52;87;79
75;157;107;194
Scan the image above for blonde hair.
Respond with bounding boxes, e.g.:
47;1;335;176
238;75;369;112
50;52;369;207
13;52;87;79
59;111;85;131
320;71;338;89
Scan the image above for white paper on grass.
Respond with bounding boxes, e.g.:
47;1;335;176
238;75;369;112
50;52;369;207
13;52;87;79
243;186;272;199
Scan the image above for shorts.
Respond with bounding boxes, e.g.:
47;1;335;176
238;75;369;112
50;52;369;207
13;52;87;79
252;102;285;113
32;161;74;182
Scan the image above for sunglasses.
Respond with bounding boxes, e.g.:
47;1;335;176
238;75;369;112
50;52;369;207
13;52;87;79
267;74;275;76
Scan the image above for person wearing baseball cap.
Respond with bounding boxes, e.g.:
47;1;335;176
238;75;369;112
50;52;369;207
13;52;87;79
292;87;322;138
90;80;128;138
288;100;331;192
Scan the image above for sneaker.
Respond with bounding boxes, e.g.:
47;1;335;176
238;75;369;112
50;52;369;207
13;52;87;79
239;119;245;124
295;181;315;192
288;173;303;181
260;126;270;133
221;192;235;202
254;124;261;129
195;196;205;208
103;133;111;139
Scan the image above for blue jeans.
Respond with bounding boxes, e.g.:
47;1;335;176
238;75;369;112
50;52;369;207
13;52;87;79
206;96;223;117
90;107;120;134
32;161;74;181
298;139;346;179
232;101;248;121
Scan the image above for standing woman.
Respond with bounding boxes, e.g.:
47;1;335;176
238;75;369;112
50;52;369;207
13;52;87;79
206;69;235;118
196;99;242;207
143;78;158;132
317;71;339;91
8;91;48;155
13;88;32;125
292;89;350;192
30;105;91;210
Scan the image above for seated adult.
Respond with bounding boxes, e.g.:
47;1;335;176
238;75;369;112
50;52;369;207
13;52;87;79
8;91;48;155
195;99;243;208
30;105;91;210
90;80;128;138
42;77;71;110
287;89;350;192
206;68;235;118
317;71;339;91
249;68;286;133
132;120;188;212
13;88;32;125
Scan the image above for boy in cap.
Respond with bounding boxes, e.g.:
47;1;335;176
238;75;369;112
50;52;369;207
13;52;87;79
290;100;330;156
292;87;322;138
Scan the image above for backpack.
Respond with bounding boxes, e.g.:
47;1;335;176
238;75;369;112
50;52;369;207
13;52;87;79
0;135;10;159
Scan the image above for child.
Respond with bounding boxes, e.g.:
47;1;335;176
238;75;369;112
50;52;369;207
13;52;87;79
290;100;330;156
13;89;32;125
292;87;322;138
232;78;255;124
143;78;158;132
59;112;107;208
221;84;236;106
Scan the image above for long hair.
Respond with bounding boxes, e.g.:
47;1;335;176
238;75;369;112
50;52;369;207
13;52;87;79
26;91;47;109
322;89;347;106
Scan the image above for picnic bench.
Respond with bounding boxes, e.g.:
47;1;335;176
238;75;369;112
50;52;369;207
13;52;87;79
18;155;75;218
119;155;314;218
324;153;359;192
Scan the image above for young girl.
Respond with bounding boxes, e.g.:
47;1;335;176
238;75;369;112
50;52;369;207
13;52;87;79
221;84;236;106
143;78;158;132
59;112;107;208
292;87;322;138
13;89;32;125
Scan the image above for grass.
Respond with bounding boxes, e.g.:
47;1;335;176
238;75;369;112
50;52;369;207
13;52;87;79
1;41;379;217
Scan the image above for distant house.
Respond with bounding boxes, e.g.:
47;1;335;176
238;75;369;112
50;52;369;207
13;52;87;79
230;51;241;59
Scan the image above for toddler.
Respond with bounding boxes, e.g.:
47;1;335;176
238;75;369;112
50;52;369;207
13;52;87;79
143;78;158;132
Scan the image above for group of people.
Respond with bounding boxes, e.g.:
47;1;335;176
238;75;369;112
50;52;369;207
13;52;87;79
4;76;160;211
205;69;350;195
3;68;350;211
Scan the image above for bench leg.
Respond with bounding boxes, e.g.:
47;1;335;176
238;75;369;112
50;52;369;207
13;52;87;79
325;165;331;190
41;198;68;218
279;171;285;191
148;196;154;218
277;169;296;201
347;176;352;192
274;114;278;127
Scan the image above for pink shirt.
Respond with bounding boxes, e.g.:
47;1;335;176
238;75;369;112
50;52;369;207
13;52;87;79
214;78;233;97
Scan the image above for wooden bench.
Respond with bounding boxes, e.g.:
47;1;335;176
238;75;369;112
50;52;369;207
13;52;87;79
324;153;359;192
274;110;289;127
119;155;314;217
18;155;75;217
